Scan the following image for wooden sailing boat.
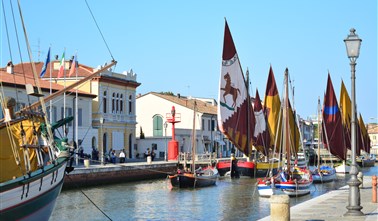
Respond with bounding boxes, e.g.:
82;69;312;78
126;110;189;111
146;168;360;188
310;97;336;183
257;68;312;197
168;100;218;188
216;20;257;178
327;76;351;173
0;1;116;219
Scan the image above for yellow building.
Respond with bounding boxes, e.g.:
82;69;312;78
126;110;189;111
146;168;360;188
50;59;140;160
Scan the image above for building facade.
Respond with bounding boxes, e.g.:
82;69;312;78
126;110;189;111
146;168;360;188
2;58;141;161
136;92;226;159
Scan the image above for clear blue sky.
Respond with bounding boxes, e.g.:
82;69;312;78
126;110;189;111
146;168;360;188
1;0;377;122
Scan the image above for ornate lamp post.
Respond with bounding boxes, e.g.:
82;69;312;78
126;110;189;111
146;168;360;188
100;117;105;165
344;28;364;216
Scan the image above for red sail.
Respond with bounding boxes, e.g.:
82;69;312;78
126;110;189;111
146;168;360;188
218;20;255;156
322;74;347;161
253;89;271;156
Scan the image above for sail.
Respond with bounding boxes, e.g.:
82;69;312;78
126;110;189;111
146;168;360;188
0;119;40;182
263;66;282;152
339;80;352;151
359;114;371;154
322;74;347;160
218;20;255;156
253;89;270;155
287;100;300;154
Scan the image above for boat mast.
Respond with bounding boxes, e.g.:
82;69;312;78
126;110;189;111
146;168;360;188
284;68;290;173
317;97;321;171
191;100;197;173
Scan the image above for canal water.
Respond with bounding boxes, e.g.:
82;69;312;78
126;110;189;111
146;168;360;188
50;165;377;221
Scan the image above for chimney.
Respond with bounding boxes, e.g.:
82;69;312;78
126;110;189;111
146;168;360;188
6;61;14;74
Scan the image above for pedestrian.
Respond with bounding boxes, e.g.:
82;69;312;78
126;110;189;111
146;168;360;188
231;153;240;178
111;149;116;163
151;149;156;161
119;149;126;163
144;148;150;158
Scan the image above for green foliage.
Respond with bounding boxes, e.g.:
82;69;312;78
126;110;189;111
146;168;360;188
159;91;174;96
140;126;145;139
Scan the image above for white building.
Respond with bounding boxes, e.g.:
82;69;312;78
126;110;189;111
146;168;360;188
136;92;226;159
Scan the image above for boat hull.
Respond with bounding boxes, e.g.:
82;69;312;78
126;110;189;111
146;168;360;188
168;168;218;188
255;161;283;177
357;159;375;167
311;166;336;183
0;158;67;221
217;160;254;177
257;169;313;197
335;162;350;173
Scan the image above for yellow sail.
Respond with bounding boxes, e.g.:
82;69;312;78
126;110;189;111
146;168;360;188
0;118;40;182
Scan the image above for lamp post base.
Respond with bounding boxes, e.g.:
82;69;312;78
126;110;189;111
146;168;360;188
344;207;364;216
344;167;364;216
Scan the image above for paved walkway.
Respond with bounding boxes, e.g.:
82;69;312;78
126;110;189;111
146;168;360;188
259;176;378;221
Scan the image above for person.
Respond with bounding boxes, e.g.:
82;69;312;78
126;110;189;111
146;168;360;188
151;149;156;161
231;153;240;178
111;149;116;164
92;147;99;161
144;148;150;158
119;149;126;163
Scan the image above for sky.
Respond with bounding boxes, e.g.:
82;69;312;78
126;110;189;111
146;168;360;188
1;0;377;123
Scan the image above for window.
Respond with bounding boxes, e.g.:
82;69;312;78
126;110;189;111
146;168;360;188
61;107;73;126
16;102;26;112
78;108;83;126
116;93;119;113
46;106;57;122
202;119;205;131
129;95;132;114
120;94;123;113
208;120;211;131
103;91;107;113
211;119;215;131
112;93;115;113
153;115;163;136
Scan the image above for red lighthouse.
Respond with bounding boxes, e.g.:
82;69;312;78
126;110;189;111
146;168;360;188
167;106;181;160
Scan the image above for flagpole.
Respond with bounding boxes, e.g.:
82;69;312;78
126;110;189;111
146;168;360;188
75;53;79;166
63;48;66;136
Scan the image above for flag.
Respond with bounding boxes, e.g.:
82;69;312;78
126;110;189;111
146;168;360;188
40;47;50;77
263;66;282;151
57;52;65;78
253;89;270;155
322;74;347;160
217;20;255;156
339;80;352;150
69;54;77;77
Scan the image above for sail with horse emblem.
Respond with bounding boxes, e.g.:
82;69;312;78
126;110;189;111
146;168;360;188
217;20;256;178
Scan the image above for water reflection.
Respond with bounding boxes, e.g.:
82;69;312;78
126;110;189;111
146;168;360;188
51;165;377;221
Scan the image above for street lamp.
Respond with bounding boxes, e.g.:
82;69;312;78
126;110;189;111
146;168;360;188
344;28;363;216
164;121;168;161
100;117;105;165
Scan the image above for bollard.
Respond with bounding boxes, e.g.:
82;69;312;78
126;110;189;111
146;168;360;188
84;159;90;168
270;195;290;221
373;175;377;203
357;172;363;188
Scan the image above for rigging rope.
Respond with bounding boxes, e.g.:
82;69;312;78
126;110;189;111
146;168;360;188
65;174;113;221
85;0;115;61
